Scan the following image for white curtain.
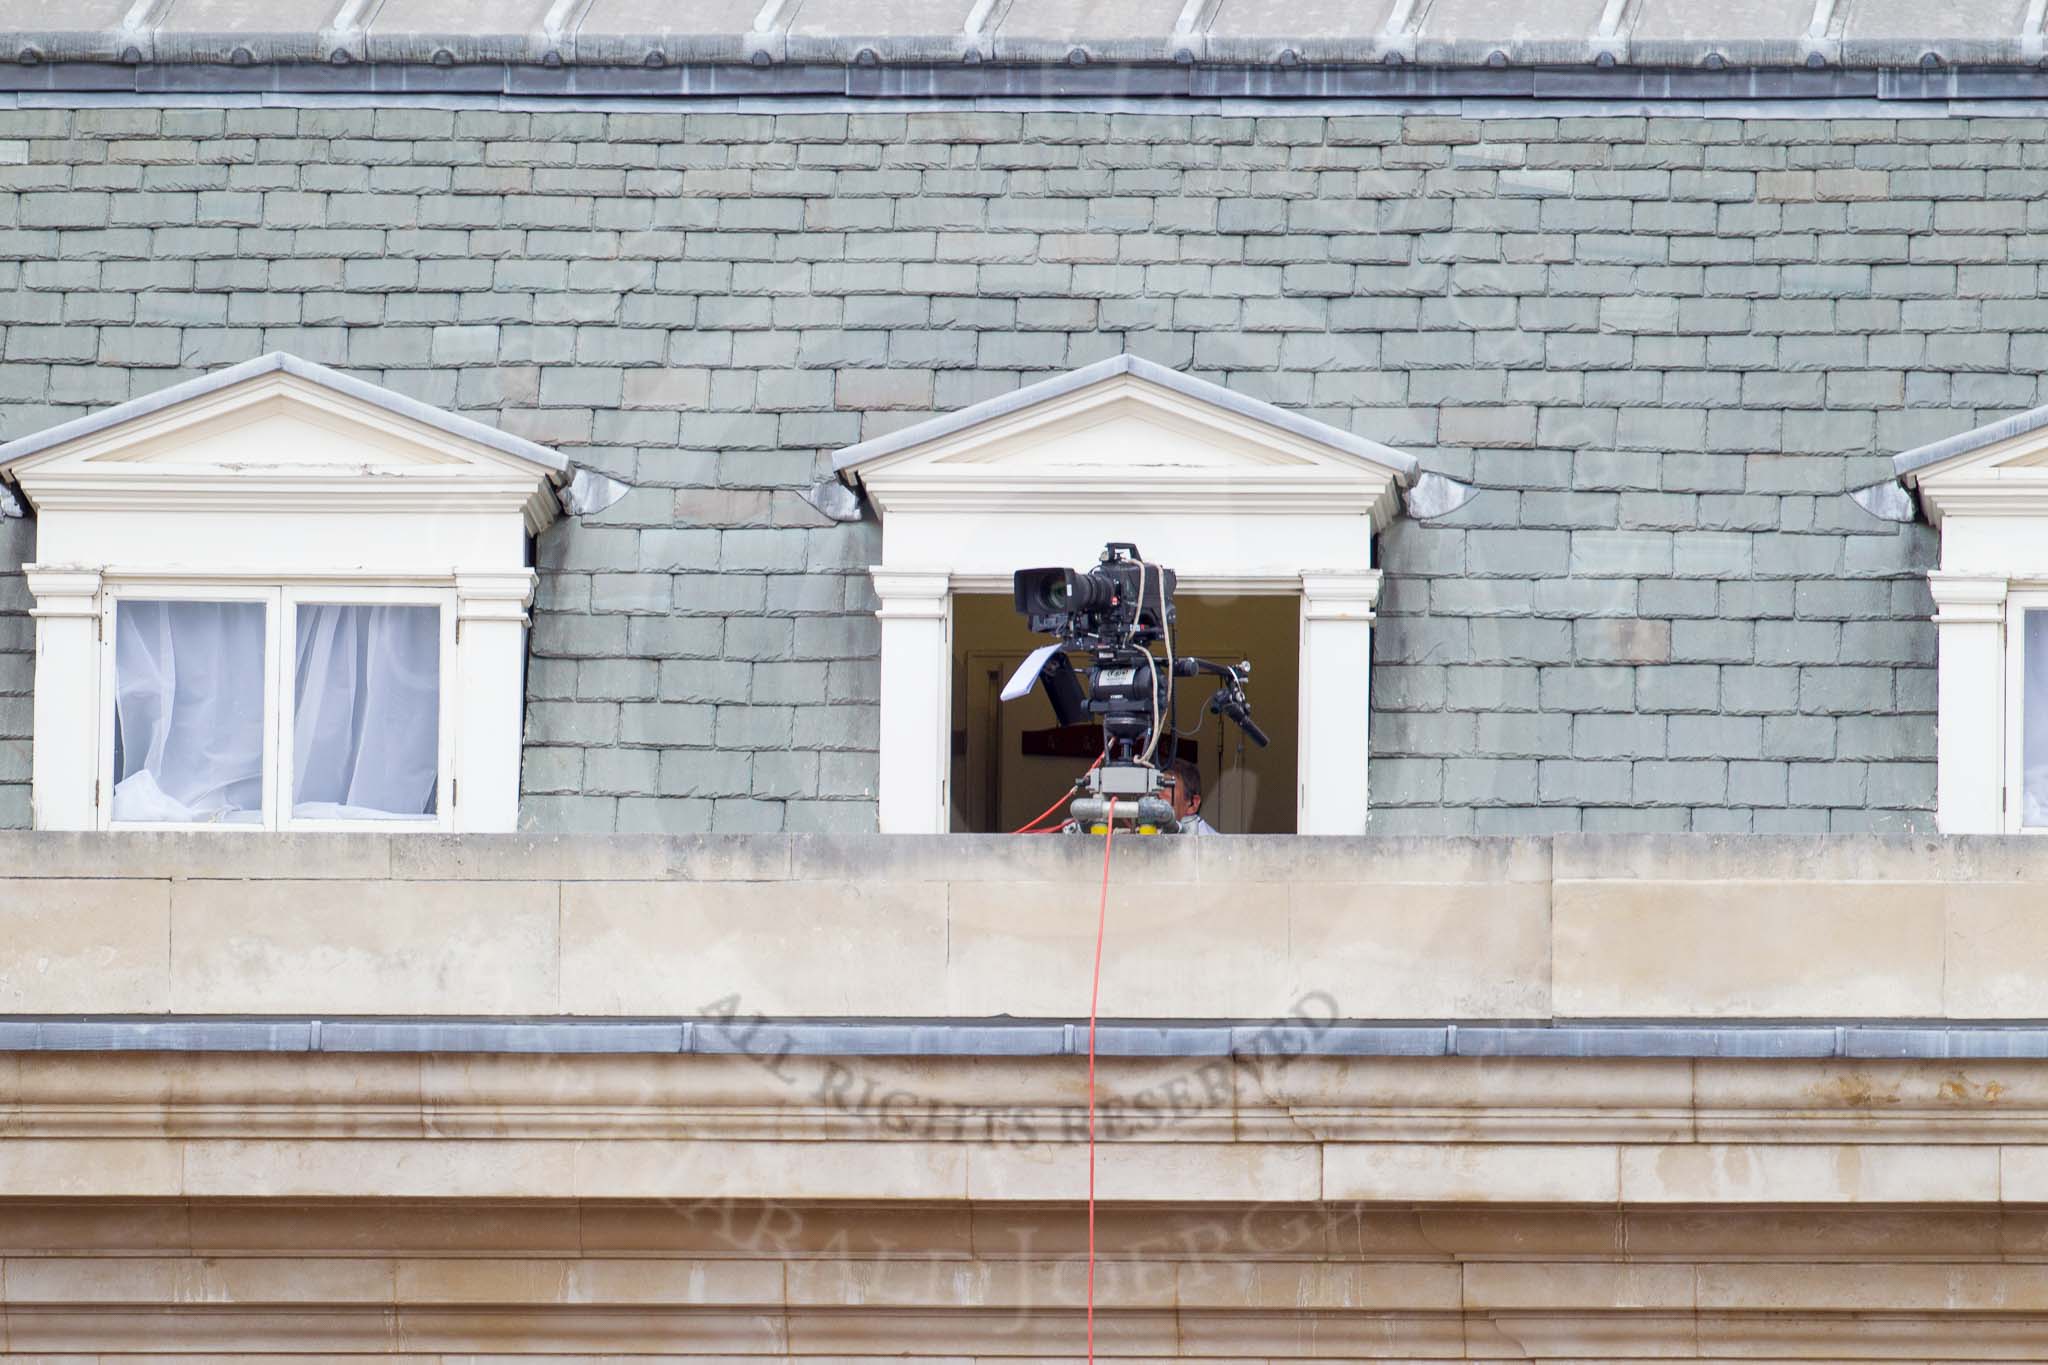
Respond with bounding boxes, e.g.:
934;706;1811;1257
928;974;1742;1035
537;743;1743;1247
292;603;441;820
2027;611;2048;827
112;600;267;824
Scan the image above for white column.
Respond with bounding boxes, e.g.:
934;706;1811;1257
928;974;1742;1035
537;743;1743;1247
873;568;951;834
454;569;537;833
1298;570;1381;836
24;567;102;831
1928;571;2008;834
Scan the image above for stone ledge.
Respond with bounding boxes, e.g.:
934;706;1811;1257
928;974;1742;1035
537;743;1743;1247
3;830;2034;884
1554;833;2048;883
2;1132;2039;1204
6;1052;2048;1151
0;831;1554;883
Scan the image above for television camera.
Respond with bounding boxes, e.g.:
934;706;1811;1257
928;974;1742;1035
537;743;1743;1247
1006;542;1269;834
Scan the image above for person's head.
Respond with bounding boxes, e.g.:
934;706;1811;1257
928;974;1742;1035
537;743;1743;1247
1167;758;1203;823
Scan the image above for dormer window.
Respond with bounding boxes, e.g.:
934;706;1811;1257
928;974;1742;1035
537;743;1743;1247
0;353;565;833
1897;404;2048;833
835;355;1416;835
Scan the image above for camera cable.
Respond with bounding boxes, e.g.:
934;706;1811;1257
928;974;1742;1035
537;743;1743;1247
1133;557;1174;770
1010;752;1104;835
1086;795;1116;1364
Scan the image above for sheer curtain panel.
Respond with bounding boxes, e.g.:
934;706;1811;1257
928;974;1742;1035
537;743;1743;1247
2026;611;2048;827
292;603;440;820
111;600;267;823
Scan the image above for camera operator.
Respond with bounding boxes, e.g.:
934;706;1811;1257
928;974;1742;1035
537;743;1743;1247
1166;759;1216;836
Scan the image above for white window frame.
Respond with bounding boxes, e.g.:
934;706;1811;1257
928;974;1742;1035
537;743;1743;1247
0;353;563;834
2004;588;2048;834
95;581;460;833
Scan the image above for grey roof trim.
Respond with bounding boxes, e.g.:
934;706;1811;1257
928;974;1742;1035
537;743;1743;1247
0;351;570;477
16;0;2048;73
13;60;2048;101
10;1019;2048;1060
832;354;1421;480
1894;400;2048;482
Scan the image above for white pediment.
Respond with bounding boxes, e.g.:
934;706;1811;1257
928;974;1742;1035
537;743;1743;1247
0;353;565;532
835;356;1417;527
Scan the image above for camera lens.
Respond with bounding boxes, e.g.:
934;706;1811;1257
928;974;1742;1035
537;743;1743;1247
1051;571;1114;612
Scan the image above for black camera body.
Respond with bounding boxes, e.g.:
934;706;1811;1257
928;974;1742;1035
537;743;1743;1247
1009;542;1268;832
1012;541;1175;651
1012;543;1175;754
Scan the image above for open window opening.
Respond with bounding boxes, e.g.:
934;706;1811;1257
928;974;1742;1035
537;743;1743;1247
950;591;1300;834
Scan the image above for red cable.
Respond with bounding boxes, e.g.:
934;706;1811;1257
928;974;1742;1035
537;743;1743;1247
1010;754;1105;835
1009;794;1072;836
1086;796;1116;1363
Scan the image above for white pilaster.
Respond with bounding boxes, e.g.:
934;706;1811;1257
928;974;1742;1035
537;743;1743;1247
454;569;537;833
1298;569;1381;836
1928;571;2007;834
873;568;952;834
24;566;102;831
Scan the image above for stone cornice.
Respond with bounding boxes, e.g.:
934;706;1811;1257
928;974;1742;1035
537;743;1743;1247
8;1052;2048;1167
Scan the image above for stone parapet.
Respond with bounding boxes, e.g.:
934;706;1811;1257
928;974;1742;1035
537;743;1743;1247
0;832;2038;1022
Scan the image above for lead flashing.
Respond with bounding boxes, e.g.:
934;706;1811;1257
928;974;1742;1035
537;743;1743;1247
20;0;2048;73
8;59;2048;101
696;1022;1069;1055
320;1021;684;1052
1456;1026;1840;1058
9;1019;2048;1059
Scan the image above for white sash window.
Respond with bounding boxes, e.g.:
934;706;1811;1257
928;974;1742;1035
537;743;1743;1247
291;601;444;822
98;586;456;831
110;597;270;825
